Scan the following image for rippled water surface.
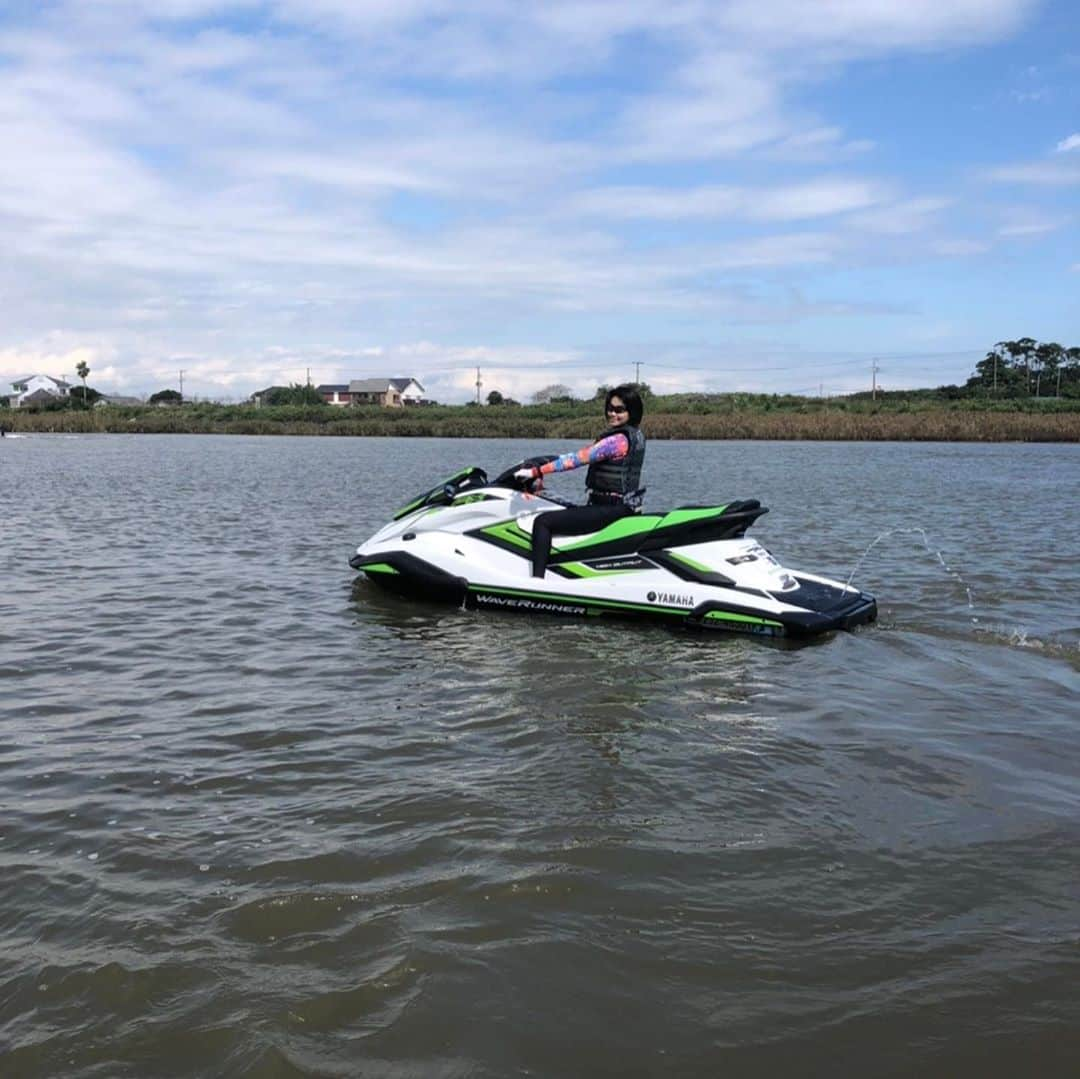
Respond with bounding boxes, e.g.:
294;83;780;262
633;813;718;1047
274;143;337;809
2;434;1078;1077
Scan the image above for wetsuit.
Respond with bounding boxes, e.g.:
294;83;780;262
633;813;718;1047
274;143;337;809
525;427;646;577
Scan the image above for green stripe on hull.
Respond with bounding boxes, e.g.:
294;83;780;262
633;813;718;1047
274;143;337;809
467;584;691;617
361;562;401;575
704;609;782;627
480;520;533;550
666;550;716;574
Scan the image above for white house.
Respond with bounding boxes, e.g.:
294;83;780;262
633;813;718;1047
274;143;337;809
388;377;426;404
316;377;427;407
6;375;72;408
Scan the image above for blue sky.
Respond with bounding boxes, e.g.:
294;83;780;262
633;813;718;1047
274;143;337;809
1;0;1077;403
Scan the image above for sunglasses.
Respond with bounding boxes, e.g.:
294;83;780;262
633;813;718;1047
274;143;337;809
606;404;628;413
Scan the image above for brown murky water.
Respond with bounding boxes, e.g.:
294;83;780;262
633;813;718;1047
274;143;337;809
2;434;1078;1077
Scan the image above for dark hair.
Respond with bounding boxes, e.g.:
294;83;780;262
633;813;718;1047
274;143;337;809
605;384;644;425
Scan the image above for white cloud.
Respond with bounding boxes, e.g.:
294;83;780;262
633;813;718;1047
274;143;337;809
0;0;1061;400
265;0;1035;66
844;197;951;235
997;209;1071;237
753;178;889;221
985;161;1080;185
715;0;1035;51
930;238;991;257
0;337;119;385
570;177;887;222
1056;134;1080;153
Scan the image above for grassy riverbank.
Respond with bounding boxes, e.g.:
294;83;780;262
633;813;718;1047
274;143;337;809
5;394;1080;441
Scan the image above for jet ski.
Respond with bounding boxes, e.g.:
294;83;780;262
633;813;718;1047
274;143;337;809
349;459;877;639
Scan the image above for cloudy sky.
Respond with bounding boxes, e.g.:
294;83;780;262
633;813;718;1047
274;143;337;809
1;0;1077;403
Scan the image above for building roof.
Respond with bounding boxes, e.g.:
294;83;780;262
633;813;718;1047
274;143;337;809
347;378;395;393
19;388;60;404
316;384;349;393
345;377;425;393
11;374;71;389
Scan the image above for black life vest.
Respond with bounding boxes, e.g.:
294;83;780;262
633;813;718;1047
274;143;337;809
585;423;646;502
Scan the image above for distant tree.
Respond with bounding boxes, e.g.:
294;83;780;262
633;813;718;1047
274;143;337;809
263;383;324;406
69;385;102;405
149;389;183;405
968;340;1029;396
935;384;966;401
595;381;652;399
965;338;1080;398
1034;341;1064;398
75;360;90;403
532;383;574;404
1064;348;1080;398
486;390;504;406
969;346;1007;394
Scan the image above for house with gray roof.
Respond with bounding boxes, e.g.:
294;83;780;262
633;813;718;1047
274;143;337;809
316;377;427;406
5;374;72;408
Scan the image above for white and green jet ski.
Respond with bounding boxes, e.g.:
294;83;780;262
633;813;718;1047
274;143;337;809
350;459;877;639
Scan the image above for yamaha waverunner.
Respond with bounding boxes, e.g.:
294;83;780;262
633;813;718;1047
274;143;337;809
349;459;877;639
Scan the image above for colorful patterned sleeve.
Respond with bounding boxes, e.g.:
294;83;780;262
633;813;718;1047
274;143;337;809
537;433;628;475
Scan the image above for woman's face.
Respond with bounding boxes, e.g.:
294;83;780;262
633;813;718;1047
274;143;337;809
605;396;628;427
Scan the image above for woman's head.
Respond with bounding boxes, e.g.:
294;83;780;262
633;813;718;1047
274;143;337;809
604;384;643;426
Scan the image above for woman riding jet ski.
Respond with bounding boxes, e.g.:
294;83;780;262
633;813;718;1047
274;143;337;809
348;394;878;638
513;385;646;577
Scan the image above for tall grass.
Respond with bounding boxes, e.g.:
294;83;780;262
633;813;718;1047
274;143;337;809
5;401;1079;441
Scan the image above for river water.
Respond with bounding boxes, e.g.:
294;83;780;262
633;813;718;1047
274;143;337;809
2;434;1078;1077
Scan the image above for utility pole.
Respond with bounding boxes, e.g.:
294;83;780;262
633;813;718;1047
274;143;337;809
871;359;879;401
475;366;482;405
634;361;642;386
306;367;311;387
179;369;186;401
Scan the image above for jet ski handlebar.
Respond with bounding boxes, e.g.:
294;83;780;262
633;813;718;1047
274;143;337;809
392;458;560;519
491;455;560;489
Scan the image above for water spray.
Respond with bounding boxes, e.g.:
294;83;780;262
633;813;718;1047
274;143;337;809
845;526;976;613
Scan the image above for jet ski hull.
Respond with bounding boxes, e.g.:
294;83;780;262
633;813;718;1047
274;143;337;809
352;552;876;637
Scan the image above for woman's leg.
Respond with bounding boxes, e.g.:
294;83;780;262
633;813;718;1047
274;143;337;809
530;504;631;577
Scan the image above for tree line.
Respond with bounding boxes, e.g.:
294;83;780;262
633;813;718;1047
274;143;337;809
967;339;1080;398
6;345;1078;413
